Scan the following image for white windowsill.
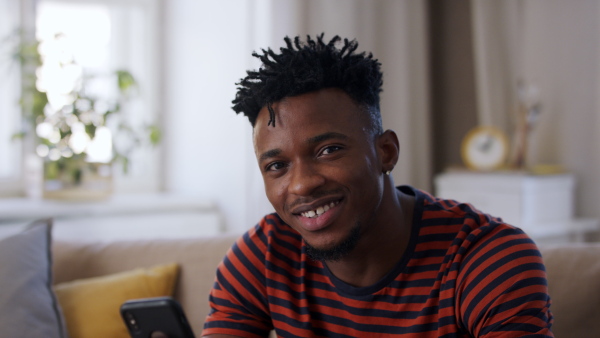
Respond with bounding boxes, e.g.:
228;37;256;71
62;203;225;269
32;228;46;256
0;193;224;241
0;193;215;222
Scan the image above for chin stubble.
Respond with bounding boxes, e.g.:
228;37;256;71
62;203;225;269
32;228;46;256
304;222;362;262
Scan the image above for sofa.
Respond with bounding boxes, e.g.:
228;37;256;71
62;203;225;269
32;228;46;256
1;219;598;337
50;235;600;338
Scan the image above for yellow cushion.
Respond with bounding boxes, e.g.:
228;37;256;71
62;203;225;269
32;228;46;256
54;263;179;338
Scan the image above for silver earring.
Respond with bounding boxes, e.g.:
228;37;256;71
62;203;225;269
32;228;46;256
385;170;391;175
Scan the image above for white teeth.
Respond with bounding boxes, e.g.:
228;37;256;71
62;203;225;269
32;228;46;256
301;200;339;218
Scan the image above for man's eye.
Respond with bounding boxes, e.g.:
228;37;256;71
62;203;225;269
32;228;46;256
321;145;342;155
266;162;285;172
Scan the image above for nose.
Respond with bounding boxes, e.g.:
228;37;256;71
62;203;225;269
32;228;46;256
287;161;326;197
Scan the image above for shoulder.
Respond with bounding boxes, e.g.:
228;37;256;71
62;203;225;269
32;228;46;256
406;186;539;266
405;189;552;335
412;186;500;224
408;186;521;238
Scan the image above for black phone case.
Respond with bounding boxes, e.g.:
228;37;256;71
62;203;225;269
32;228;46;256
120;297;196;338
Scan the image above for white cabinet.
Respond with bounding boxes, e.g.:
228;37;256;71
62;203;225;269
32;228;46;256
0;194;223;241
434;171;598;243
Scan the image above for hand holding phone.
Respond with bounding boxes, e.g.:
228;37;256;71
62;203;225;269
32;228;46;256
120;297;196;338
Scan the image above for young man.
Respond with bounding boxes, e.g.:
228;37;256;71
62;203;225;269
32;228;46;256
202;34;553;337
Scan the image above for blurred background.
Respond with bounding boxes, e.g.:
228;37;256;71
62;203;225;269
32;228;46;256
0;0;598;243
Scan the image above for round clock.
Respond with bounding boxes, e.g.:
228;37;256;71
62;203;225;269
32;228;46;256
461;126;509;171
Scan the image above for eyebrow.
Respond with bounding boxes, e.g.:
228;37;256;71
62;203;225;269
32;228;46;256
258;132;349;163
307;132;349;145
259;148;282;163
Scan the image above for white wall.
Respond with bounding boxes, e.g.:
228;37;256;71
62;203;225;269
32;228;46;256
164;0;272;233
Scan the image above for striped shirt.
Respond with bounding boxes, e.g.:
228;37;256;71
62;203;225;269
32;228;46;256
202;186;553;337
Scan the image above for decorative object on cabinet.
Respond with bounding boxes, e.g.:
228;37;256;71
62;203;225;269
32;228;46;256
461;125;510;171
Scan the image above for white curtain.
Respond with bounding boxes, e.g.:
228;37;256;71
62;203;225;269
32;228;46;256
470;0;523;130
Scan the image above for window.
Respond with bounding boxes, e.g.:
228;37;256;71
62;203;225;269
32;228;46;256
0;0;162;196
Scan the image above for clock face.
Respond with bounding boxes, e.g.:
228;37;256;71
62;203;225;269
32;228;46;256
461;126;509;171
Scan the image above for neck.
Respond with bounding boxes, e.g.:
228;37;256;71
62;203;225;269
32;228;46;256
324;184;414;287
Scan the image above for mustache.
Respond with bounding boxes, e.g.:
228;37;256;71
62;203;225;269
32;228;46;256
288;189;344;209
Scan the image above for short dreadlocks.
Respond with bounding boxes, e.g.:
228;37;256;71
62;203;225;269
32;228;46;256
232;34;384;134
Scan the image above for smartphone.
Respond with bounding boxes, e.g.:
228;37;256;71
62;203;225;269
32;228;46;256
120;297;196;338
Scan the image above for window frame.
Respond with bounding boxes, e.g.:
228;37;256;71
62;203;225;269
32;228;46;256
0;0;28;197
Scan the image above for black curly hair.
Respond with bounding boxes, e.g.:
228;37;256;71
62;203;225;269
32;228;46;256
232;33;384;134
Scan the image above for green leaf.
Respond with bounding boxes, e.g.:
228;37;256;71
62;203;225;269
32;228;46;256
148;125;161;145
85;124;97;138
116;70;137;92
121;156;129;175
73;167;83;185
11;132;26;140
45;161;59;180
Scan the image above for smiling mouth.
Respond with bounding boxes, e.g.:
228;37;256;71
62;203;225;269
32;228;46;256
299;200;341;218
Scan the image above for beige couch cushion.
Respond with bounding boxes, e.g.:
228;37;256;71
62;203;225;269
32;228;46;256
52;234;238;336
540;243;600;338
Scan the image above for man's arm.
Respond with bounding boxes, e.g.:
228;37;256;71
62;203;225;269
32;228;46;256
457;225;553;337
201;222;274;337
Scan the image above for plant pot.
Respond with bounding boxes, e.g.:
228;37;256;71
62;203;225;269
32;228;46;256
43;161;113;201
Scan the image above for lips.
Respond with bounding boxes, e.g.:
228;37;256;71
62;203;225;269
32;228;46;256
300;200;340;218
292;198;343;232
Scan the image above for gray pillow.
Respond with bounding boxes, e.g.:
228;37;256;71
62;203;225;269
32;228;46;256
0;219;68;338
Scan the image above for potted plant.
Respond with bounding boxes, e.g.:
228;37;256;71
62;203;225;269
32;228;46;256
10;32;160;199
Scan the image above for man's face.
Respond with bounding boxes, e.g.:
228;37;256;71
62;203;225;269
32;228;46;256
253;88;386;259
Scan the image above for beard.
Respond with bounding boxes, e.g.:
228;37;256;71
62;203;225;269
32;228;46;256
304;222;361;262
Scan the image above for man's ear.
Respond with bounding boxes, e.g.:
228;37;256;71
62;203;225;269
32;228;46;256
377;130;400;172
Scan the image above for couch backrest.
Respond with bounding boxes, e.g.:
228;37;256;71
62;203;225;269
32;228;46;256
53;236;600;337
539;243;600;338
52;234;238;336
